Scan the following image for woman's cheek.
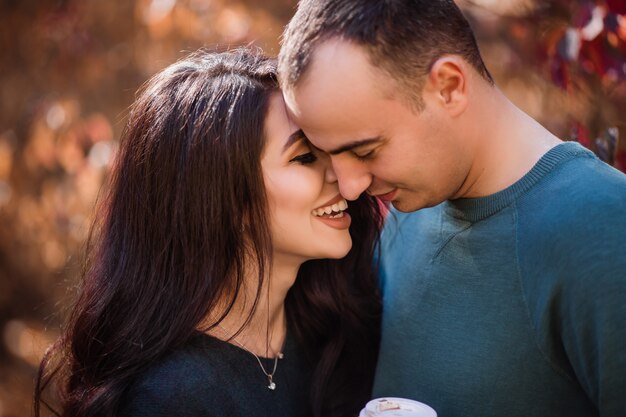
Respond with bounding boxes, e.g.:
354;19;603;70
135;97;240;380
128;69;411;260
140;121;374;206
267;170;321;213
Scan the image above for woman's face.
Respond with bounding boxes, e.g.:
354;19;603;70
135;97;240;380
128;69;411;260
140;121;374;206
261;92;352;264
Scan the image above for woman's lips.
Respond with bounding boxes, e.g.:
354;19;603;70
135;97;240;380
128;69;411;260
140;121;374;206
312;196;351;230
314;212;352;230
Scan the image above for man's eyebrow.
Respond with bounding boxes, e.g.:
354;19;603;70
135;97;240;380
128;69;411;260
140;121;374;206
327;137;382;155
282;129;306;153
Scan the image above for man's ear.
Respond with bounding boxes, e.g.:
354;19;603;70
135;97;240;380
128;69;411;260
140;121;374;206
424;56;469;117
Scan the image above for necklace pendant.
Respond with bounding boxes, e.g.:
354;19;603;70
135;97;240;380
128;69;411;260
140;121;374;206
268;381;276;390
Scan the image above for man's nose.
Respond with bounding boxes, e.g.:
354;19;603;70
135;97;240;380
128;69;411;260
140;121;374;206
332;157;372;201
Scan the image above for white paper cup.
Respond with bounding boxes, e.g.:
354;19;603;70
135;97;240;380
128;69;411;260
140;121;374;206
359;397;437;417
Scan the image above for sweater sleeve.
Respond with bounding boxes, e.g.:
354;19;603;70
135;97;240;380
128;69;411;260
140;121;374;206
517;172;626;417
556;219;626;417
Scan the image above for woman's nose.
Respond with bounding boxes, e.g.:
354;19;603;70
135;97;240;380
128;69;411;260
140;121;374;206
324;157;338;183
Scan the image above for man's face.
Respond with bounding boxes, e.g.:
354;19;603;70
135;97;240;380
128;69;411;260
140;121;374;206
283;39;470;212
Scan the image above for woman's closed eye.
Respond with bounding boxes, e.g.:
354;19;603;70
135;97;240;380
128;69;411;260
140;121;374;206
289;152;318;165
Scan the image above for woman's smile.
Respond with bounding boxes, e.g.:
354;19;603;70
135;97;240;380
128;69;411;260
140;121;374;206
311;196;351;229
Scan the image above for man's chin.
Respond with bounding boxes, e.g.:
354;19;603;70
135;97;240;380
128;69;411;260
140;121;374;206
390;197;430;213
390;200;414;213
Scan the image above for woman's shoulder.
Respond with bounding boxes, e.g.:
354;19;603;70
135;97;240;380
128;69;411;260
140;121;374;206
119;331;315;417
118;334;234;416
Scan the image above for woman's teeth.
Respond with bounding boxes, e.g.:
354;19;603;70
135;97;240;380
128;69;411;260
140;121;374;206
312;199;348;217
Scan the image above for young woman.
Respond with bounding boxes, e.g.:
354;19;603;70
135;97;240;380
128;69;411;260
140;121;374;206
34;49;382;417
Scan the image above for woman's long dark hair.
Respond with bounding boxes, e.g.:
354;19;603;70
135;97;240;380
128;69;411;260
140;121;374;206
34;48;382;417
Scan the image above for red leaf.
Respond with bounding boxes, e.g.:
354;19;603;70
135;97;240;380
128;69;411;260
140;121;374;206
606;0;626;15
572;122;592;147
579;35;608;75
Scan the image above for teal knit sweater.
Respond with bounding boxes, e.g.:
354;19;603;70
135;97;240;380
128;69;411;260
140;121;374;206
373;142;626;417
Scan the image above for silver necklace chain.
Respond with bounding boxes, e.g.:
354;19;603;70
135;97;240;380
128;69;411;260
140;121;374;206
217;325;284;390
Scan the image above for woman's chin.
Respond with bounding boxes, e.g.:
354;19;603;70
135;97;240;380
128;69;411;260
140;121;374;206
317;237;353;260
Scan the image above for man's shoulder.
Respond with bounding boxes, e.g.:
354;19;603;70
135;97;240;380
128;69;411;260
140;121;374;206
527;146;626;203
518;149;626;231
515;151;626;285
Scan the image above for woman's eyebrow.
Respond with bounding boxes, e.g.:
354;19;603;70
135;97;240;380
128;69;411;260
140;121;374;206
282;129;306;153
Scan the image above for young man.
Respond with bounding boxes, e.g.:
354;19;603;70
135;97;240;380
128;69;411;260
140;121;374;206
278;1;626;416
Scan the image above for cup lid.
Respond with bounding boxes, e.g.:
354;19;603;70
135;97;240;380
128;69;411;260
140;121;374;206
361;397;437;417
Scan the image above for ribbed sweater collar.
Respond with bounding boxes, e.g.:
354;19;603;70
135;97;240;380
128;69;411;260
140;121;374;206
443;141;593;222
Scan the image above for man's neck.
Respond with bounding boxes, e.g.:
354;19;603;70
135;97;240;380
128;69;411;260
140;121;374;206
455;87;562;199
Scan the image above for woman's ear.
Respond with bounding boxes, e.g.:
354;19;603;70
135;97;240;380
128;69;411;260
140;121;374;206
424;56;469;117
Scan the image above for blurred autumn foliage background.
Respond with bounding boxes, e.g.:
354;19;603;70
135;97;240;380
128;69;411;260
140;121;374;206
0;0;624;415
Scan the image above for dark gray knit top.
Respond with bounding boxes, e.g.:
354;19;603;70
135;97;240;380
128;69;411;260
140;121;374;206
119;332;313;417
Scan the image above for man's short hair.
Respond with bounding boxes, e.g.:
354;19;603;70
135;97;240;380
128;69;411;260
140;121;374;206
278;0;493;108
